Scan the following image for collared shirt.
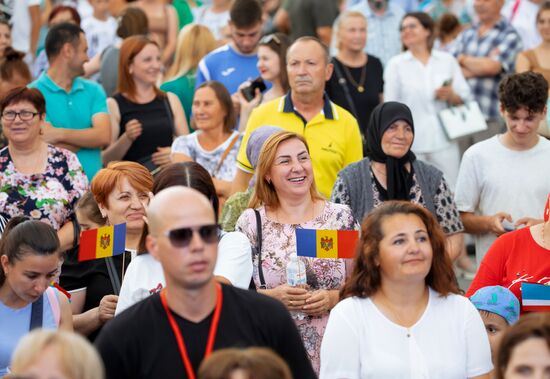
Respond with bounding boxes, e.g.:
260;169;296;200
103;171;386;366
30;73;108;180
451;18;523;119
236;93;363;198
350;1;405;66
384;50;471;153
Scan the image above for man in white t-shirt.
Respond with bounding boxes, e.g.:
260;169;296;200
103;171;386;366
5;0;40;61
455;72;550;263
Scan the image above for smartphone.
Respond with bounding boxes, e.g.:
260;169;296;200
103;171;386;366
442;79;453;87
241;77;267;101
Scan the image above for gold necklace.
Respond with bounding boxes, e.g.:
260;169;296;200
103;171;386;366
341;61;367;93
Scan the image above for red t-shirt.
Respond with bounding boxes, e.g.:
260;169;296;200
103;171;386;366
466;227;550;313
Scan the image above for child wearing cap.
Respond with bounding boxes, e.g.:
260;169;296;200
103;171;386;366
470;285;520;370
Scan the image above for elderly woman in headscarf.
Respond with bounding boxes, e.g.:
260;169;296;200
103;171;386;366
331;101;464;260
220;126;282;232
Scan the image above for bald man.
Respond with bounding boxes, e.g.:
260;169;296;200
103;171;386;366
95;187;316;379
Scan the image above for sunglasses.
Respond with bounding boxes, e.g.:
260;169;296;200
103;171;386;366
260;34;281;45
163;224;220;248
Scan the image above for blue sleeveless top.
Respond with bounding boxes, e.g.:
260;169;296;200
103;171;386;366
0;288;59;376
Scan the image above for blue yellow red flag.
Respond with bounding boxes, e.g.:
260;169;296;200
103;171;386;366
296;229;358;259
78;223;126;261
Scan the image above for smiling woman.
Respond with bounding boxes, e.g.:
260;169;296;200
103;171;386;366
320;201;492;379
103;35;189;172
235;131;357;374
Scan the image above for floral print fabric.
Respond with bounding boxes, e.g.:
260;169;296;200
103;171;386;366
235;201;356;373
0;145;88;229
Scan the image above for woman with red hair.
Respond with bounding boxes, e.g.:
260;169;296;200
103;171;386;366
103;35;188;172
59;161;153;341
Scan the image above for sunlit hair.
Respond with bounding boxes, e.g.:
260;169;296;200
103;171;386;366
334;10;367;51
165;24;217;81
340;201;459;299
75;191;107;227
249;131;323;209
10;329;104;379
495;312;550;379
193;81;236;133
117;35;164;101
198;347;293;379
91;161;153;208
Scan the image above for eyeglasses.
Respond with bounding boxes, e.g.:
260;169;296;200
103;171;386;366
399;24;419;32
1;110;40;121
260;34;281;45
163;224;220;248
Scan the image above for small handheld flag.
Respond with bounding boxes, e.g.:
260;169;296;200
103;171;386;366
78;223;126;262
521;282;550;312
544;194;550;222
296;229;359;259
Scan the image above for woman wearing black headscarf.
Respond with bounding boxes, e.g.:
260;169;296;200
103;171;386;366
331;101;464;260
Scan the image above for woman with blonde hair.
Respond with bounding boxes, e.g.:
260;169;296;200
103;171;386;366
235;131;356;374
8;329;104;379
161;24;217;128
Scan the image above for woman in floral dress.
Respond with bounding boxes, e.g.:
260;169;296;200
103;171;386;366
236;131;356;374
0;87;87;251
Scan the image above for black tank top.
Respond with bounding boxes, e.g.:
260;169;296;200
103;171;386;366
114;93;174;163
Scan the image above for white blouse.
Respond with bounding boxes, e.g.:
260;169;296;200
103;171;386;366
384;50;471;153
320;287;493;379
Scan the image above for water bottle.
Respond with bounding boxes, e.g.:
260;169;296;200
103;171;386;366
286;253;307;320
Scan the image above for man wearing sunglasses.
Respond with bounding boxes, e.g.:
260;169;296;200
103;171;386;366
95;187;316;379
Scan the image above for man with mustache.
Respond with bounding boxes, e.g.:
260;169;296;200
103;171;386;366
232;37;363;199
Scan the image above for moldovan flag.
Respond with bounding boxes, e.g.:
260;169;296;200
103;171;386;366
296;229;358;259
521;282;550;312
544;194;550;222
78;224;126;262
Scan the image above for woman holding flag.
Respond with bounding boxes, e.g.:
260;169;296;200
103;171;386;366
0;217;73;377
59;161;153;340
235;131;356;374
466;195;550;313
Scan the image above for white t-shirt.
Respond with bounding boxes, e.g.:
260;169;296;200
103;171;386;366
502;0;541;50
81;16;118;59
454;135;550;262
384;50;471;154
8;0;41;55
115;231;252;315
320;288;493;379
192;6;230;40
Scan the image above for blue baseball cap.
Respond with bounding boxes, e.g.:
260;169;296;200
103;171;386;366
470;285;520;325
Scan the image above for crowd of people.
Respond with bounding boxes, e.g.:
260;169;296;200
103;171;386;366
1;0;550;378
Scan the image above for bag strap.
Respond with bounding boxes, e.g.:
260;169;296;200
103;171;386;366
331;57;359;120
163;96;175;134
254;209;266;289
29;294;44;330
212;133;240;178
105;257;122;295
45;287;61;327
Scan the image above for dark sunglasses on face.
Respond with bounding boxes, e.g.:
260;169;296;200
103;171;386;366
163;224;220;248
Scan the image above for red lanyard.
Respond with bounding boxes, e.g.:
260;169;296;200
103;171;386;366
160;283;223;379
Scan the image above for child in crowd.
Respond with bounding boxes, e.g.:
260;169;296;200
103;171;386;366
81;0;118;62
470;286;520;369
